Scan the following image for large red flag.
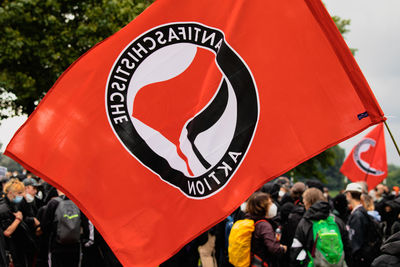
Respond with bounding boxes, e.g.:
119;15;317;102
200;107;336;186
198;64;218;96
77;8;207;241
341;123;387;190
6;0;384;266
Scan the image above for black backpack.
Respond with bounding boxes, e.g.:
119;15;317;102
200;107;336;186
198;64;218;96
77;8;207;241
53;197;81;244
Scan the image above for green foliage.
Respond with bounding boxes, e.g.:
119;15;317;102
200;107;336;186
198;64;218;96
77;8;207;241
322;146;346;190
386;164;400;189
0;0;153;118
332;15;357;55
287;146;346;190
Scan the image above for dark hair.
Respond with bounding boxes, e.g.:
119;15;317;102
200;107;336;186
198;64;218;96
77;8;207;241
305;179;324;192
246;192;271;217
349;191;361;200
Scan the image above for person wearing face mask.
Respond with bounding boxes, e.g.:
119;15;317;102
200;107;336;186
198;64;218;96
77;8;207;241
0;178;36;267
245;192;287;267
23;178;41;215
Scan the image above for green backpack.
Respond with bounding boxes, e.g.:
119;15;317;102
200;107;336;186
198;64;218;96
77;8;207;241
307;215;346;267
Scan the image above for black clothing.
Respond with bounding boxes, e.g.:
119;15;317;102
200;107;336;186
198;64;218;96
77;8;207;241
160;231;208;267
280;193;295;206
371;231;400;267
81;214;122;267
0;231;7;267
0;196;36;267
375;195;397;239
332;193;350;224
347;206;370;255
231;206;245;222
280;202;300;267
347;205;380;266
381;197;400;238
290;201;351;266
281;204;305;247
392;221;400;235
41;195;81;267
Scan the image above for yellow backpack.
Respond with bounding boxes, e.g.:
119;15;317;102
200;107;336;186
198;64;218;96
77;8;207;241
228;219;264;267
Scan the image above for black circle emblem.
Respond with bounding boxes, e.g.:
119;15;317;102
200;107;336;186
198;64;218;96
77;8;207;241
353;138;385;176
106;22;259;199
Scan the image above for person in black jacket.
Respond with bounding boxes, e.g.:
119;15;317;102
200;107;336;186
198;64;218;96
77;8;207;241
346;182;379;266
290;188;351;267
0;231;7;266
371;231;400;266
0;178;36;267
41;189;81;267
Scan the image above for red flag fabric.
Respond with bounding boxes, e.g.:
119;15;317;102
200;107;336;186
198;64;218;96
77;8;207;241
5;0;385;266
341;123;387;190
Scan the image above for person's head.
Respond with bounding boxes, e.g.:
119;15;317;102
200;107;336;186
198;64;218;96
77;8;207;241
275;176;290;199
3;178;25;204
302;188;325;210
305;179;324;193
383;185;390;195
290;182;306;201
345;183;362;205
246;192;272;217
323;187;330;199
375;184;385;197
361;193;374;211
333;193;349;214
23;178;38;197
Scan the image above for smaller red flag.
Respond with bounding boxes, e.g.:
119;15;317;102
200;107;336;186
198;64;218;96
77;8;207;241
341;123;387;190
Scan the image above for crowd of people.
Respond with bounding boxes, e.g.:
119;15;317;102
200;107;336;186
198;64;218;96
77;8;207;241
0;170;121;267
161;177;400;267
1;170;400;267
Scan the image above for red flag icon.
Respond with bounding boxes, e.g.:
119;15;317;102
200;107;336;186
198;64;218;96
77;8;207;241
341;123;387;190
5;0;385;266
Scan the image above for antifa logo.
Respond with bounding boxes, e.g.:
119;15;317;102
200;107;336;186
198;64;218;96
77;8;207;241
106;23;259;199
353;138;385;176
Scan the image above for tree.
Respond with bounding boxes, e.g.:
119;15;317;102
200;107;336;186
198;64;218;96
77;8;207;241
386;164;400;189
0;0;153;119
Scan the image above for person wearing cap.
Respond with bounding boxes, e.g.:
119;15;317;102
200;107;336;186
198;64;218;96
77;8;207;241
23;177;41;215
345;182;377;266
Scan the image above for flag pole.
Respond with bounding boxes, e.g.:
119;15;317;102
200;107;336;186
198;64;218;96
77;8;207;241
384;120;400;157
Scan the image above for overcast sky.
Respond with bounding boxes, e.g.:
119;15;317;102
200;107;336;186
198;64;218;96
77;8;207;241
1;0;399;167
324;0;400;166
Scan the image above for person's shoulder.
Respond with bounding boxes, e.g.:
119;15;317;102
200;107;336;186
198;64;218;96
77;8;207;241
0;197;9;216
255;219;273;230
351;206;367;216
297;216;312;231
47;197;62;208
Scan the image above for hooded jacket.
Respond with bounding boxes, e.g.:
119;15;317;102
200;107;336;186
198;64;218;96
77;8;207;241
290;201;351;266
371;231;400;267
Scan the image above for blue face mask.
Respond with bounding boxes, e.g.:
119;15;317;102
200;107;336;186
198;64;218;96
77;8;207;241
12;195;23;204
